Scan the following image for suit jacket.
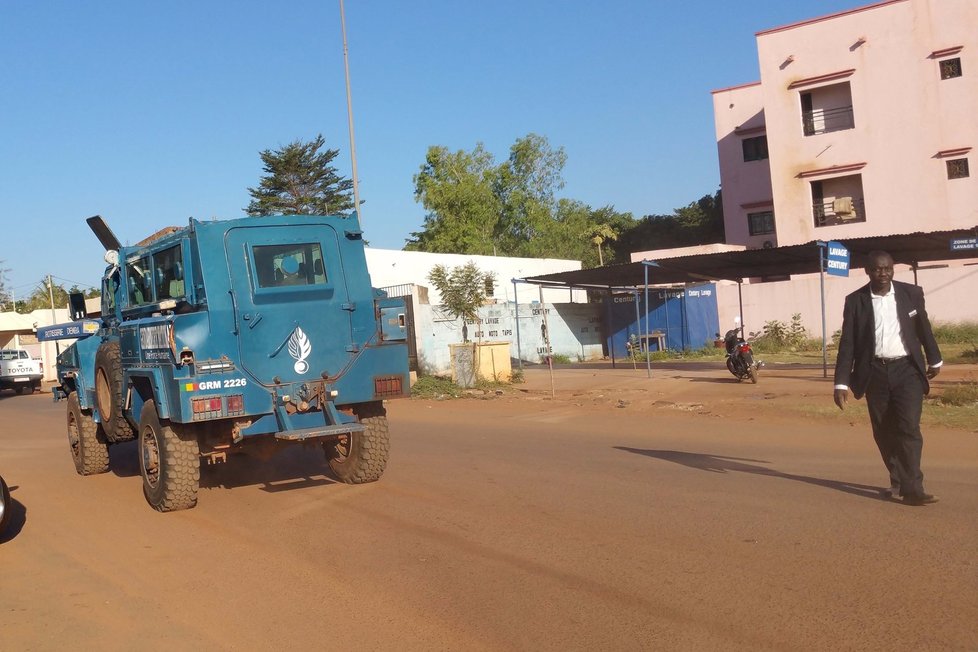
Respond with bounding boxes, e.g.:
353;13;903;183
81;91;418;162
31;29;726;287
833;280;942;399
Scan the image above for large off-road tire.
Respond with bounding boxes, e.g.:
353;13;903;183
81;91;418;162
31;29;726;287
0;474;11;535
95;341;134;442
67;392;110;475
139;400;199;512
324;402;390;484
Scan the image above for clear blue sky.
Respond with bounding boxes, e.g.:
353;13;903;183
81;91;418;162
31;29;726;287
0;0;860;299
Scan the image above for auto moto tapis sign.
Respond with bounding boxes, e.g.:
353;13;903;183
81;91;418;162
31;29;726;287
825;241;850;277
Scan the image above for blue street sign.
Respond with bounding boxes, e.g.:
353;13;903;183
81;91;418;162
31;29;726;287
950;237;977;251
35;320;100;341
825;241;850;277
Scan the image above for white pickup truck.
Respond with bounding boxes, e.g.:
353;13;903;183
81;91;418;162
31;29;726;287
0;349;43;394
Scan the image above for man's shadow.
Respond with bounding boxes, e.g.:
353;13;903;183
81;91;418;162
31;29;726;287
614;447;886;500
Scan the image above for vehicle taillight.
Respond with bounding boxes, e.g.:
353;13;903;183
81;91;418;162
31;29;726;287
227;395;244;414
191;397;223;419
739;343;751;352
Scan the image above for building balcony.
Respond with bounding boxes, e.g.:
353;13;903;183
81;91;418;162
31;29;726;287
802;105;854;136
814;197;866;227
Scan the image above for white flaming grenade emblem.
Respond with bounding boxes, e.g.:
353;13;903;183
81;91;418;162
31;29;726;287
288;326;312;374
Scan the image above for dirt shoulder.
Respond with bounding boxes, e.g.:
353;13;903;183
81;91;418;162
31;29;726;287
484;362;978;432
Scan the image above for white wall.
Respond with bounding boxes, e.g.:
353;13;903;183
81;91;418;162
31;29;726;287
365;248;587;305
413;301;604;376
0;307;74;381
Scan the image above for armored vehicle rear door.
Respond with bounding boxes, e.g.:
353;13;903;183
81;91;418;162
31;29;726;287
225;224;354;385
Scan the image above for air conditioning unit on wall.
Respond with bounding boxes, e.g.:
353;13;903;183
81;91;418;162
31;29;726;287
833;196;854;215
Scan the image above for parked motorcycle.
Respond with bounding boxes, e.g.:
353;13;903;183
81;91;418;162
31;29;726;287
720;318;760;383
0;473;11;535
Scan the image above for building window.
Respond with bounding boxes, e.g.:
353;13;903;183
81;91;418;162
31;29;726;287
811;175;867;227
940;57;962;80
946;158;970;179
747;211;775;236
800;82;855;136
742;135;768;162
484;276;494;297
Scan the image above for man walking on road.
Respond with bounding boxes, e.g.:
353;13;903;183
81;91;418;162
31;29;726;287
833;250;942;506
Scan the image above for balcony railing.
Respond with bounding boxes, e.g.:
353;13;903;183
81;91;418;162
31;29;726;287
803;105;854;136
813;197;866;227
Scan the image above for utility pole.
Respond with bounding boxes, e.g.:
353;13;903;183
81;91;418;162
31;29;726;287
47;275;61;356
339;0;361;219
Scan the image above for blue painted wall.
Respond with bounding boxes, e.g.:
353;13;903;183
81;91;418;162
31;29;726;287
604;283;719;356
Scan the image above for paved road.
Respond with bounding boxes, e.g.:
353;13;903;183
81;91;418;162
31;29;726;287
1;379;976;650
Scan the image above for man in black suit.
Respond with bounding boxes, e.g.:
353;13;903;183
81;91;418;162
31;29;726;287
833;250;942;506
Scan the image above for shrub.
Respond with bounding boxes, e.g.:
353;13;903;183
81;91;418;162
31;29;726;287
938;382;978;407
549;353;572;365
752;313;821;353
932;321;978;345
411;375;462;399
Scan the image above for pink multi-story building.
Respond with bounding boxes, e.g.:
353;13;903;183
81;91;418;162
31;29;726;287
713;0;976;250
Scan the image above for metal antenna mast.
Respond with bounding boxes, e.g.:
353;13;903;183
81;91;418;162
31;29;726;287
339;0;361;218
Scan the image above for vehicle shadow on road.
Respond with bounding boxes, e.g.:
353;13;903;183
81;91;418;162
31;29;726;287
614;447;886;500
106;440;341;493
1;485;28;543
201;447;341;493
109;441;141;478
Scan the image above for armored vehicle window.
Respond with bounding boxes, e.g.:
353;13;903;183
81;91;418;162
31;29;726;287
126;257;152;305
154;245;185;299
253;243;327;288
103;270;119;313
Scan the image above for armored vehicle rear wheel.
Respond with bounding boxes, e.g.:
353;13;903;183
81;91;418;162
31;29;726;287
139;400;199;512
324;401;390;484
95;341;134;442
67;392;110;475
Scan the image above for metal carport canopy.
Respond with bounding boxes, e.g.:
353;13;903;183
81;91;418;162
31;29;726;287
521;226;978;288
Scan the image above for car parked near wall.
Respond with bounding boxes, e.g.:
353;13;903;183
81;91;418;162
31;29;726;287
0;349;43;394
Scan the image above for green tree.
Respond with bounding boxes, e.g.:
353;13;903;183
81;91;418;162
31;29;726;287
589;223;619;266
494;134;567;255
614;189;724;258
427;262;495;342
245;134;354;216
408;144;502;254
407;134;633;266
17;278;69;314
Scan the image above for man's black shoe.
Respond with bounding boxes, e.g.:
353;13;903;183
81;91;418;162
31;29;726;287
903;493;939;506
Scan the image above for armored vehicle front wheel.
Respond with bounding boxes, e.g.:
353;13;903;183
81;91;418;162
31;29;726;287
95;341;134;442
324;402;390;484
67;392;110;475
139;400;200;512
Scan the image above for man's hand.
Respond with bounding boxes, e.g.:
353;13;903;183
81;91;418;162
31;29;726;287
834;388;849;411
926;366;941;380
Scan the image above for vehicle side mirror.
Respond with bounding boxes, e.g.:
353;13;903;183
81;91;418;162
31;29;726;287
68;292;88;320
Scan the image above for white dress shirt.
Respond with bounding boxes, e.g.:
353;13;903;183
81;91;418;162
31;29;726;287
871;287;908;359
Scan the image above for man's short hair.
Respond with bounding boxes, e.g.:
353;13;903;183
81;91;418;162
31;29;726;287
865;250;893;269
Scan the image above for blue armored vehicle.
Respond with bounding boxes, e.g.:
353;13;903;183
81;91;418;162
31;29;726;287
44;214;409;512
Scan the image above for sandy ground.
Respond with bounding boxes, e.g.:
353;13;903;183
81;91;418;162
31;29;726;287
1;364;976;651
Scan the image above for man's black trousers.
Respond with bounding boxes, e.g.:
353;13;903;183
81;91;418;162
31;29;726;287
865;357;925;496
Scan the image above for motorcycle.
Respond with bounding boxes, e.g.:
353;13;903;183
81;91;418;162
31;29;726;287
720;318;761;383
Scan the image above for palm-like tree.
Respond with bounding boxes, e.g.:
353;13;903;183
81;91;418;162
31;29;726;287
589;225;619;266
